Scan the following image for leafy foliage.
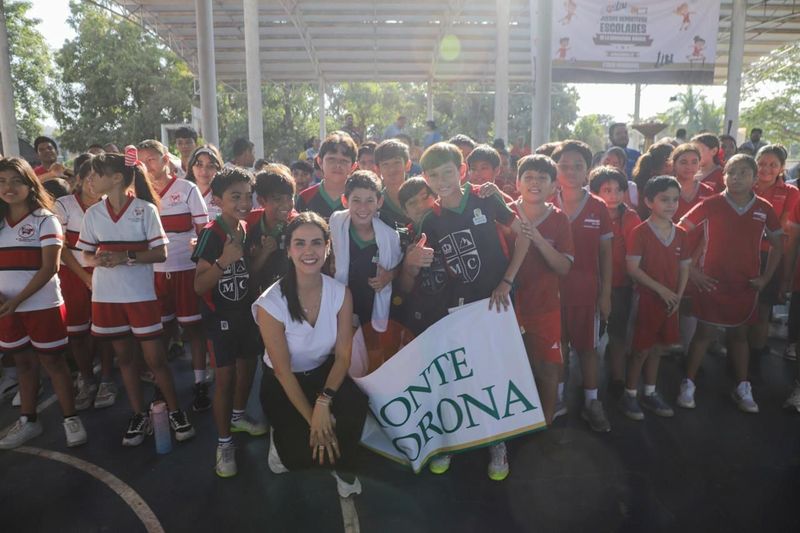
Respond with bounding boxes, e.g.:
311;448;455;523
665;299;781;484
655;86;723;137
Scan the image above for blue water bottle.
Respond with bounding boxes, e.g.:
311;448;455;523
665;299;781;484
151;401;172;454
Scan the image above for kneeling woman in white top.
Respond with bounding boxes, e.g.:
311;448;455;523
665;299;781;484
252;211;367;495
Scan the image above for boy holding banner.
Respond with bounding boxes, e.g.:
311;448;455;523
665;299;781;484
417;142;530;481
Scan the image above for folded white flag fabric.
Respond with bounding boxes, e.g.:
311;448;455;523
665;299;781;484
351;299;546;473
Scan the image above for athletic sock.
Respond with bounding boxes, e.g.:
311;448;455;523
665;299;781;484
231;409;245;423
624;388;637;398
218;436;233;446
643;384;656;396
584;388;598;407
194;370;206;384
21;413;37;423
557;382;565;402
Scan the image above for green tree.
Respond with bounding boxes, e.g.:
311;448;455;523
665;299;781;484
572;114;615;152
656;86;723;137
51;1;193;152
741;42;800;153
3;0;51;141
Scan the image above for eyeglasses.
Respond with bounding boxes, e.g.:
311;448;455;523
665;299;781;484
323;156;353;168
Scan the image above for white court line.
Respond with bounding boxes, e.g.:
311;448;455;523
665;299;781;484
13;446;165;533
340;496;361;533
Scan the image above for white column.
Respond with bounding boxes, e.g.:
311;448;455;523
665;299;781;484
0;0;19;156
195;0;219;147
244;0;264;159
494;0;510;142
531;0;552;148
426;78;434;121
633;83;641;124
724;0;746;137
318;79;327;140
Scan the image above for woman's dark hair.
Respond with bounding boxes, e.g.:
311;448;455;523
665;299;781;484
691;133;722;166
91;152;160;208
724;153;758;178
755;144;788;181
633;141;674;218
0;157;55;228
185;144;223;183
43;178;71;199
281;211;331;323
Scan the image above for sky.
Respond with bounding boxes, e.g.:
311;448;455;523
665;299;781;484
26;0;727;126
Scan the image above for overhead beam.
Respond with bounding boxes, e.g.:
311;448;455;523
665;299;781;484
0;0;19;155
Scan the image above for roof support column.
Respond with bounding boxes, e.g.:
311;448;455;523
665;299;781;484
318;79;327;140
724;0;746;137
0;0;19;156
426;78;434;121
243;0;264;159
494;0;510;142
531;0;552;148
195;0;219;147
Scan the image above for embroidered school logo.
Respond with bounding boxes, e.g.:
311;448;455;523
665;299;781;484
169;192;182;206
133;207;145;217
583;216;600;229
752;210;767;222
218;259;249;301
440;229;481;282
17;223;35;241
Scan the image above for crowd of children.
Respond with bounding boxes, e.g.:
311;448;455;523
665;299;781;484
2;126;800;492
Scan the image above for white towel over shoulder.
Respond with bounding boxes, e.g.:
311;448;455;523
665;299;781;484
329;210;403;332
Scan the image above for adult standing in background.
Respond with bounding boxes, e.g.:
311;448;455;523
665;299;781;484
227;138;256;169
383;115;407;141
740;128;767;155
608;123;641;179
32;136;67;182
422;120;442;148
341;114;363;145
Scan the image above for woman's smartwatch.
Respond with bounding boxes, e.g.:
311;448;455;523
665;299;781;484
126;250;137;265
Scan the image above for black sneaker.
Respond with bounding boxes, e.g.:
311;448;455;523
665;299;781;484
122;412;152;447
168;410;196;442
192;382;211;412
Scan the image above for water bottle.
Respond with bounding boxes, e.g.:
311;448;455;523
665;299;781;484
151;401;172;454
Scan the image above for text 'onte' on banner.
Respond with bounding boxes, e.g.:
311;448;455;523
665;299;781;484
351;299;546;474
551;0;722;84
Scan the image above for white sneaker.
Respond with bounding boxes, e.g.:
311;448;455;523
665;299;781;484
732;381;759;413
331;471;362;498
74;378;97;411
487;442;509;481
783;343;797;361
63;416;88;447
552;398;568;422
677;379;696;409
267;429;288;474
782;381;800;413
0;374;19;402
230;415;267;436
94;382;118;409
0;418;43;450
428;454;452;474
215;443;237;478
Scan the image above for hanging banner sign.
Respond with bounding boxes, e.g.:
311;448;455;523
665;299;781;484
351;300;546;474
551;0;722;84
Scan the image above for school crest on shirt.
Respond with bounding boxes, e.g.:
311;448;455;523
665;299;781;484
752;210;767;222
583;216;600;229
133;207;145;218
218;259;249;301
169;192;182;206
17;223;35;241
439;229;481;282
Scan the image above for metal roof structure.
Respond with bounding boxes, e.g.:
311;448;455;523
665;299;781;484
113;0;800;85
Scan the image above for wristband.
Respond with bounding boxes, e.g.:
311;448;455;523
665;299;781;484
214;259;225;272
502;278;514;287
126;250;137;266
321;387;337;400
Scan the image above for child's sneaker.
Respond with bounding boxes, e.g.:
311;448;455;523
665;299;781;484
640;392;674;417
268;429;288;474
331;471;362;498
139;370;155;384
168;410;196;442
74;377;97;411
487;442;509;481
192;382;211;412
215;442;237;478
94;382;118;409
63;416;88;447
0;417;43;449
230;415;267;436
677;379;696;409
0;374;19;403
122;413;152;447
731;381;759;413
620;393;644;421
167;340;184;361
581;399;611;432
552;398;568;422
429;454;452;474
783;343;797;361
782;381;800;413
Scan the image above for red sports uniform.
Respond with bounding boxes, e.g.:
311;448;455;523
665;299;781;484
680;194;781;326
754;180;799;251
699;166;724;193
554;192;613;351
54;193;93;336
626;221;691;352
510;202;574;364
154;176;208;325
78;196;169;339
610;206;641;288
674;181;716;223
0;209;68;353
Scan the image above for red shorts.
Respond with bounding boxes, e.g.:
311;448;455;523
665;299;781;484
561;305;599;352
91;301;164;339
631;291;679;352
59;267;92;336
693;281;758;327
154;269;202;325
0;306;68;354
518;310;563;365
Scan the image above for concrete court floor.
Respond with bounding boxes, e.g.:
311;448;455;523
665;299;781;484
1;344;799;533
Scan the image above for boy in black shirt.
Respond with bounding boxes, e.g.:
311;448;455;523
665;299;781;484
375;139;413;230
296;132;357;220
192;167;265;479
